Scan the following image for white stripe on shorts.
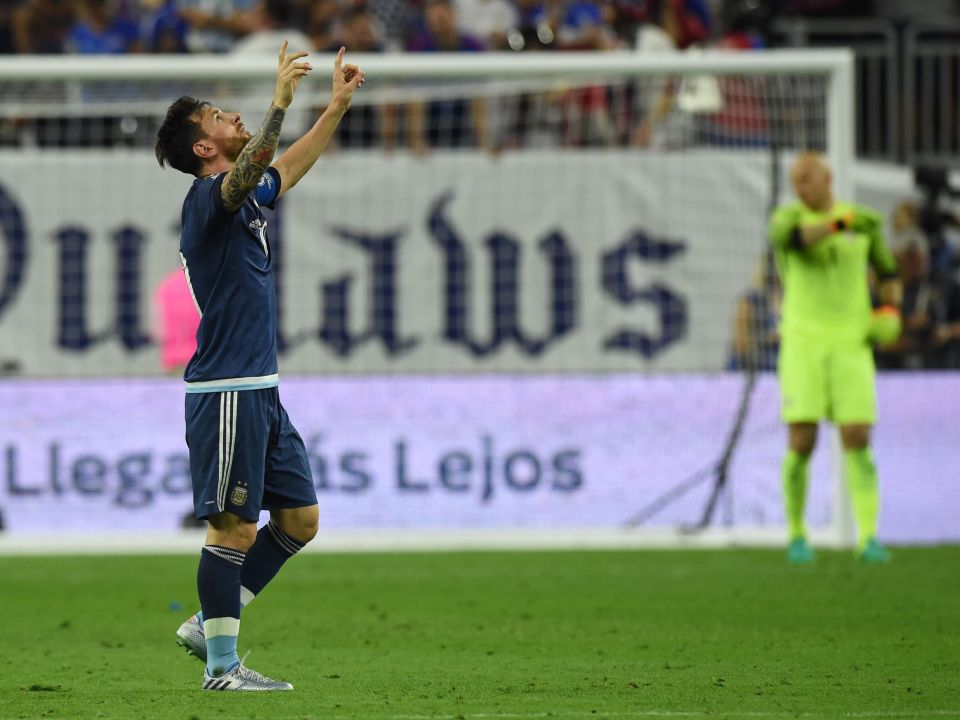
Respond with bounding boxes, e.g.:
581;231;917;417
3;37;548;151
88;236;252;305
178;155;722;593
217;394;225;511
224;392;238;508
217;392;238;511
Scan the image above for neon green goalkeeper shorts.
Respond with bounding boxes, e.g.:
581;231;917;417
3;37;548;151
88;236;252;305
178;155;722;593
777;333;877;425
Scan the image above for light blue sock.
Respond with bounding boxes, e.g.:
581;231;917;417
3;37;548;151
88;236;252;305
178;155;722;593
204;619;240;676
196;545;244;676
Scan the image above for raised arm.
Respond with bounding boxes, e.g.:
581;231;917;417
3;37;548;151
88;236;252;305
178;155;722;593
221;41;312;211
272;47;365;196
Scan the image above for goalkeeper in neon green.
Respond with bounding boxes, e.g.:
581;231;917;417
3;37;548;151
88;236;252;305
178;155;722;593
768;154;902;564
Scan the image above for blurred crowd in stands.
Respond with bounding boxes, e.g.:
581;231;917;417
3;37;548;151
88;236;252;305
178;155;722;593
875;192;960;371
0;0;920;57
0;0;835;153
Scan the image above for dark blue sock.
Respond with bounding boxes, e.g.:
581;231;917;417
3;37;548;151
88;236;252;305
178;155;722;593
197;545;245;676
239;522;305;604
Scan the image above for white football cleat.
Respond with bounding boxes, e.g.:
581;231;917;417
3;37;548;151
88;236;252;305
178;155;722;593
175;614;207;663
201;655;293;691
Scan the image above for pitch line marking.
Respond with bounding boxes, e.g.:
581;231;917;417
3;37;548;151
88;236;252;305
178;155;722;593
385;712;960;720
8;712;959;720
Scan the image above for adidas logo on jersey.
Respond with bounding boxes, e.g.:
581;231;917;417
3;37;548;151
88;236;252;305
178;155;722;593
248;218;268;255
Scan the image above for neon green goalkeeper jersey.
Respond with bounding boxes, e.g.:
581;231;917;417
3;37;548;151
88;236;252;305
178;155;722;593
768;200;898;346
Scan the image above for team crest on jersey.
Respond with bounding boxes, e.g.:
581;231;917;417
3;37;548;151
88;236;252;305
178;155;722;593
230;486;248;506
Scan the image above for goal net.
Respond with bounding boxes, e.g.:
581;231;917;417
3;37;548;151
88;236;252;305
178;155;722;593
0;51;856;548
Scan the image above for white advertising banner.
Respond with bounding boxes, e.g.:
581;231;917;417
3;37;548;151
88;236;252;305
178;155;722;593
0;374;957;544
0;149;770;376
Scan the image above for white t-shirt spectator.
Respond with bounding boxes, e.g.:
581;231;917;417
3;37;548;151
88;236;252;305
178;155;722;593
230;27;312;54
634;23;677;127
178;0;254;53
454;0;517;45
635;23;676;54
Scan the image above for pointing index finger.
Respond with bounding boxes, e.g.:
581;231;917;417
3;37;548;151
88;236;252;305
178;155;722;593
335;46;345;71
278;40;288;63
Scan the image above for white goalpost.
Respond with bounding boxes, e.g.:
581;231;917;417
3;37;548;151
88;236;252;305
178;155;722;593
0;50;856;552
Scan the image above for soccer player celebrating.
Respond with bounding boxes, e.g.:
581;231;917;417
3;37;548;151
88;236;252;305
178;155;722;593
768;154;902;565
154;44;364;690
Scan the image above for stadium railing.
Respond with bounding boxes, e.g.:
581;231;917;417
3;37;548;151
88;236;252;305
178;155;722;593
903;16;960;167
771;17;898;162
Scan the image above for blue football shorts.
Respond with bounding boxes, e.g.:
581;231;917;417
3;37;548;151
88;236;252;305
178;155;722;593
185;387;317;521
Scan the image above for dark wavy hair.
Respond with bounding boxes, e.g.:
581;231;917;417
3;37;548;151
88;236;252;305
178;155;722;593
155;96;210;177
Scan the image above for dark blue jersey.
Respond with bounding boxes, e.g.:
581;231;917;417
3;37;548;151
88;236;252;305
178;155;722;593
179;168;282;393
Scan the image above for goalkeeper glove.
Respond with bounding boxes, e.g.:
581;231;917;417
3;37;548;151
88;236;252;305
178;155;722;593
868;305;902;346
829;210;855;233
830;209;878;234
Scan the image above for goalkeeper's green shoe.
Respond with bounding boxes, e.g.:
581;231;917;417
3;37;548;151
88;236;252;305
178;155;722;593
787;537;815;565
858;538;891;564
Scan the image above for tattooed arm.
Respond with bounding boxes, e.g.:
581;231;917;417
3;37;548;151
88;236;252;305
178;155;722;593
273;47;364;197
220;41;312;212
220;104;286;211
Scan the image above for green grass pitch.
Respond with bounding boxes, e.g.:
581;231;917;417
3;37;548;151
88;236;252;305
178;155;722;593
1;547;958;720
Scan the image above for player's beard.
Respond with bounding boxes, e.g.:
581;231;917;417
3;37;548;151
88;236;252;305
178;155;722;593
225;129;253;162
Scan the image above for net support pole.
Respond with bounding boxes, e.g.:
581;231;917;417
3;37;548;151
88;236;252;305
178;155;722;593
826;49;858;549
